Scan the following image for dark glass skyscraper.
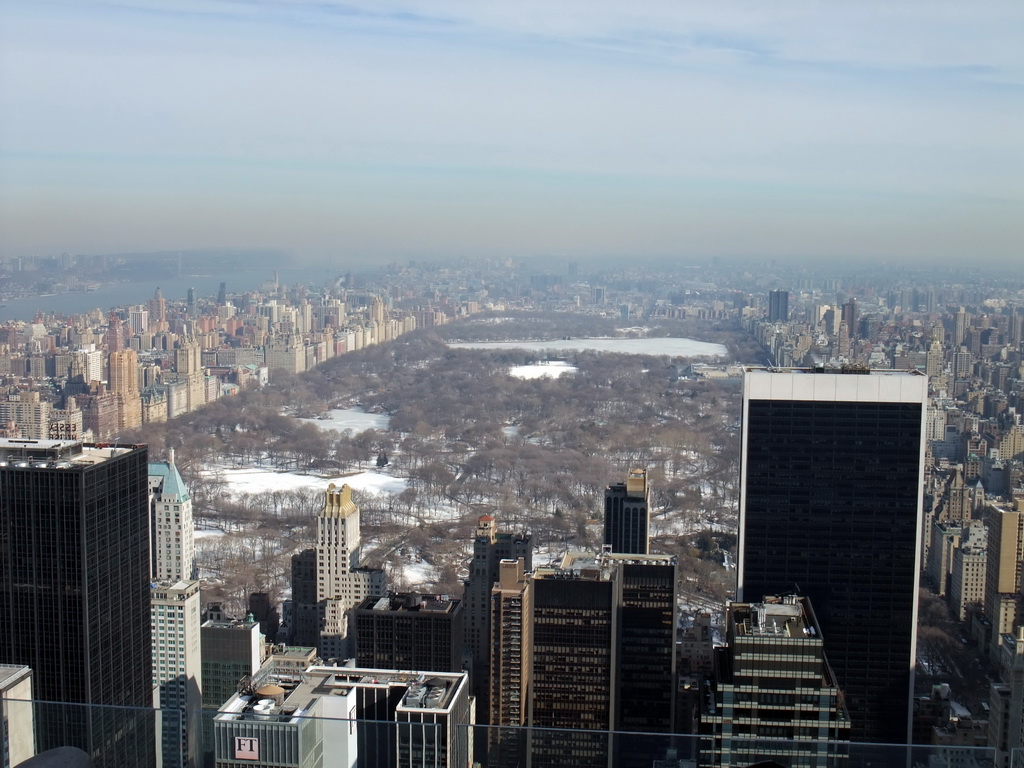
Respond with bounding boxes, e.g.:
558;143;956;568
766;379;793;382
463;514;532;728
738;369;927;745
604;468;650;555
353;592;464;673
0;439;154;766
768;289;789;322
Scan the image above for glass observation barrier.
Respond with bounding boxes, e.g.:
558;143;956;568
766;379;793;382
0;697;1007;768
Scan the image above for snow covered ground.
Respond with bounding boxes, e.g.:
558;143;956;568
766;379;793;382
194;527;226;540
298;407;390;433
449;337;728;357
211;465;408;498
509;361;577;379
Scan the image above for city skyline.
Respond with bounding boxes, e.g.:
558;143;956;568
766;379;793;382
1;1;1021;264
1;259;1024;761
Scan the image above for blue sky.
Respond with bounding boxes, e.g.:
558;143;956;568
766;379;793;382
0;0;1021;265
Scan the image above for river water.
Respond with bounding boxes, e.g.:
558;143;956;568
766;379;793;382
0;267;336;322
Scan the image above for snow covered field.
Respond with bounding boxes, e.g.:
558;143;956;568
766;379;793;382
509;361;577;379
212;465;408;498
449;337;727;357
298;407;390;433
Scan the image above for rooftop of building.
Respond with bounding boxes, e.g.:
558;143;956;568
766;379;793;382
357;593;461;614
0;439;139;467
215;666;467;724
744;365;926;377
0;664;32;691
148;454;190;502
744;365;928;403
201;617;260;631
151;580;201;599
533;549;677;581
731;595;820;641
268;646;318;664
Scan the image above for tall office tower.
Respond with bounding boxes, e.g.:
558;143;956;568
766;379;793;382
926;521;963;597
926;340;945;379
699;596;850;767
105;311;126;352
615;558;677;737
952;346;974;383
464;515;532;726
217;282;227;306
954;306;971;348
125;304;147;337
288;548;320;647
530;559;614;768
528;551;678;768
950;522;987;621
603;468;651;555
983;502;1024;659
488;558;532;768
109;348;143;431
353;593;464;673
738;368;927;744
841;299;858;337
151;580;203;768
149;449;196;581
314;484;385;659
370;295;386;324
109;348;139;395
149;287;167;332
200;615;264;711
767;289;789;323
0;439;154;766
1009;308;1023;347
199;613;265;768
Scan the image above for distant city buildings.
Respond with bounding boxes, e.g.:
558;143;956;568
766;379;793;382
0;282;466;441
2;261;1024;762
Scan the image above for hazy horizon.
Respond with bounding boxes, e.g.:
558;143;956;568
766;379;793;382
1;1;1021;266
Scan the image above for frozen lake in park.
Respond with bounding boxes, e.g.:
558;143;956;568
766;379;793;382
298;407;390;433
448;337;727;357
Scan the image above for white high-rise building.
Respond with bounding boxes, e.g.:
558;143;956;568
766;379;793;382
151;580;203;768
149;452;202;767
128;304;150;336
149;448;196;582
316;483;385;659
